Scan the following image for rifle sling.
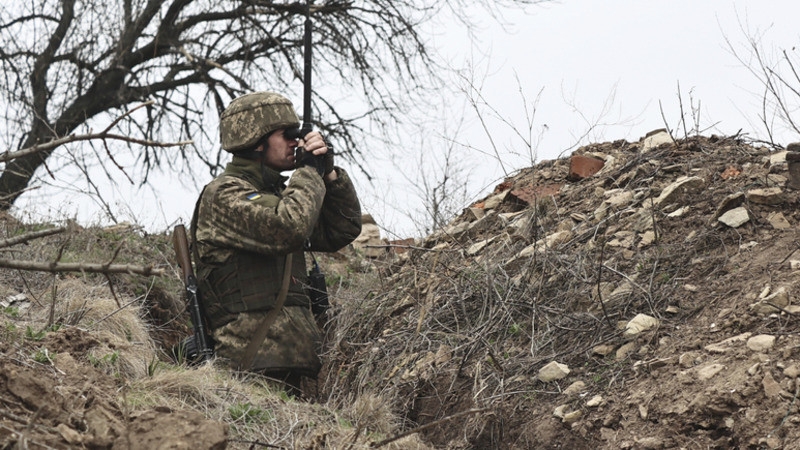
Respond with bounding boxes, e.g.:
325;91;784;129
238;253;293;371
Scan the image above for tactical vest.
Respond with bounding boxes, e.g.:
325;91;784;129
196;250;310;330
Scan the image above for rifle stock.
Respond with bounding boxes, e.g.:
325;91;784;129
172;224;213;362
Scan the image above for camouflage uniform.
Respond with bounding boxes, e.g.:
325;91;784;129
192;154;362;378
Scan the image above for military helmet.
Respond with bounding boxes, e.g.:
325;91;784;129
219;91;300;152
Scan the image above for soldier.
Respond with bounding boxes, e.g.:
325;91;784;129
191;91;362;394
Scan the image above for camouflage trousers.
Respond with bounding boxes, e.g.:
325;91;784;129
212;305;322;377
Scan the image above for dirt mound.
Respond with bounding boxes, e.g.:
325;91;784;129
323;132;800;449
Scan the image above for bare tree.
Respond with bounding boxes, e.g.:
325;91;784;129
724;17;800;145
0;0;548;211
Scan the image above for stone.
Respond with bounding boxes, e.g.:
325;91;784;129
713;192;745;219
593;345;615;356
467;239;491;256
638;231;656;248
768;212;792;230
518;230;573;257
641;129;673;152
763;372;782;398
483;191;509;210
747;334;776;352
705;333;752;353
679;353;698;368
771;151;788;165
569;154;605;180
563;381;587;396
718;207;750;228
784;364;800;378
562;410;583;424
750;287;790;315
654;176;704;207
697;363;725;381
605;190;634;208
586;395;603;407
667;206;690;218
352;214;388;258
616;342;638;360
624;314;660;336
538;361;570;382
746;187;785;205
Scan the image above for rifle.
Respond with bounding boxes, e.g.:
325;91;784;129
172;224;213;363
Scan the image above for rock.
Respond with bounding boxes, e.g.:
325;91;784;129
586;395;603;407
57;424;83;445
624;314;659;336
467;239;491;256
713;192;745;219
635;436;666;449
616;342;638;360
563;381;587;396
784;364;800;378
352;214;386;258
483;191;509;210
768;212;792;230
562;410;583;424
666;206;690;218
705;333;753;353
654;176;704;207
746;187;785;205
518;230;573;257
770;150;788;165
569;154;605;180
638;230;656;247
763;372;782;398
747;334;776;352
593;345;615;356
718;207;750;227
538;361;570;382
697;363;725;381
604;189;634;208
750;287;790;315
678;353;698;368
641;129;673;152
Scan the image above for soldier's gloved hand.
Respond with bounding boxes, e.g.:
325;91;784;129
295;147;325;176
322;143;335;176
297;131;333;178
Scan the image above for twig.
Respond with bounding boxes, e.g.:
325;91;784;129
0;227;66;249
0;258;164;276
595;242;616;330
48;274;57;329
104;273;121;308
371;408;489;448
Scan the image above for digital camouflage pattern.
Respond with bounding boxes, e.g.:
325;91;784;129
192;156;362;375
219;91;301;152
211;305;323;375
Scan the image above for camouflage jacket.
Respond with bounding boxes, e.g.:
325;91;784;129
191;157;361;374
193;156;362;265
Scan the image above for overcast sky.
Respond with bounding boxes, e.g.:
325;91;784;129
13;0;800;238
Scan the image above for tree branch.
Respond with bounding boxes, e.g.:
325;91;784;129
0;259;165;276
